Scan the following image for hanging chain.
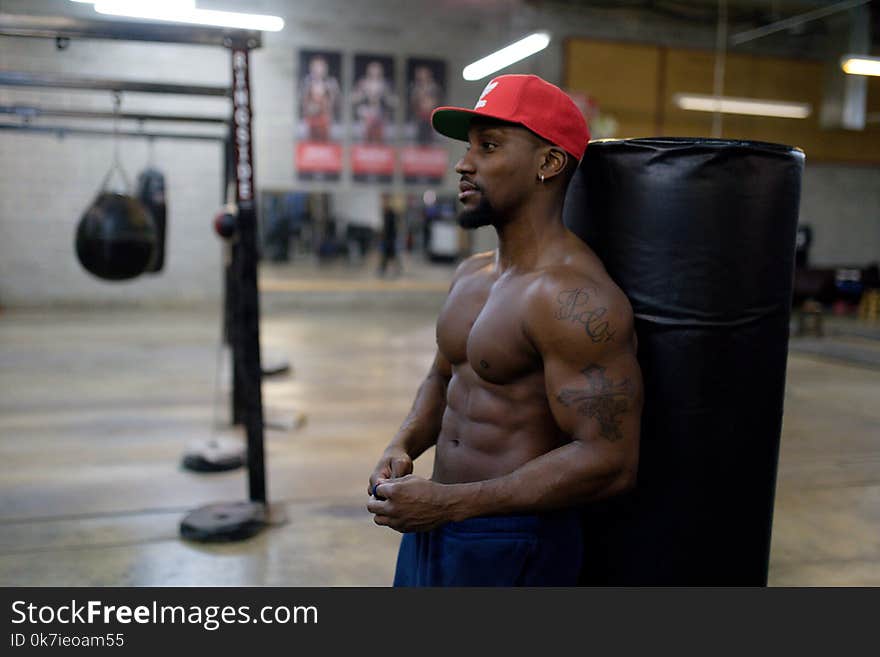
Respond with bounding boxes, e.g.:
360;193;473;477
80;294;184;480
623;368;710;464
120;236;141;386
100;90;131;192
112;91;124;174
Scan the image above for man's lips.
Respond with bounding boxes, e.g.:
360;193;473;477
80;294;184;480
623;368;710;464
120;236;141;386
458;180;479;201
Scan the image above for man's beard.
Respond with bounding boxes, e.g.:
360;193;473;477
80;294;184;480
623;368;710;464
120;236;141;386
457;196;496;229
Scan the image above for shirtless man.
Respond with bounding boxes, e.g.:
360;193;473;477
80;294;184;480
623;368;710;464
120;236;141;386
367;75;643;586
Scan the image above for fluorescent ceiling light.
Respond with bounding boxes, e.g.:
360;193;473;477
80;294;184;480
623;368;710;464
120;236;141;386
841;55;880;77
71;1;194;5
82;1;284;32
463;32;550;81
673;93;811;119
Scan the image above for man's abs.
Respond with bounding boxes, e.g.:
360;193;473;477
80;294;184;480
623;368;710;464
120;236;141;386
431;364;567;484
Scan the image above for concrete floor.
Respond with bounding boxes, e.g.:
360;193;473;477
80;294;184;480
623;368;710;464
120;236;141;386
0;265;878;586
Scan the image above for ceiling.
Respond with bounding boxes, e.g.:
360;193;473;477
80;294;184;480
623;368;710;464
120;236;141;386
529;0;878;51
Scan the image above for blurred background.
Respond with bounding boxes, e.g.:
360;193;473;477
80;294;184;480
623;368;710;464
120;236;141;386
0;0;877;586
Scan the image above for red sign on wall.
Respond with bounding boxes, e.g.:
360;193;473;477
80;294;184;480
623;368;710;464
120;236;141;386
295;142;343;181
401;146;448;183
351;144;395;182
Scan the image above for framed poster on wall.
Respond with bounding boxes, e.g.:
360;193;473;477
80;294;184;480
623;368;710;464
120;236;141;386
296;49;343;181
350;53;398;183
402;57;448;184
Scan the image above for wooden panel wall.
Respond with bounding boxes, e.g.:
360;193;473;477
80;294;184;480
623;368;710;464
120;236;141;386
565;39;662;138
565;37;880;164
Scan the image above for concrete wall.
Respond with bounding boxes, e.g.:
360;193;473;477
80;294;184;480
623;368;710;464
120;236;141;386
1;0;877;306
801;164;880;267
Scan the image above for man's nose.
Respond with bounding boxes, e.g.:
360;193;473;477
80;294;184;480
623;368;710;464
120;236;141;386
455;151;475;175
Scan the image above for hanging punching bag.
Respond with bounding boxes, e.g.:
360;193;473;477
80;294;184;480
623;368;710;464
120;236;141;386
563;137;804;585
136;167;168;273
75;192;157;281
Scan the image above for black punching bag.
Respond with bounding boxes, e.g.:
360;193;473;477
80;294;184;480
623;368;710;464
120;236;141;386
136;168;168;273
75;192;157;281
563;138;804;585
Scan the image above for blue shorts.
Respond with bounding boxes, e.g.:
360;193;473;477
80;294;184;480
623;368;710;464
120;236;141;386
392;511;583;587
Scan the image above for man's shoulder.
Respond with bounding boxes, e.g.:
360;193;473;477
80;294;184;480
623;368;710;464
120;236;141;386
524;265;634;353
451;251;494;282
528;263;632;314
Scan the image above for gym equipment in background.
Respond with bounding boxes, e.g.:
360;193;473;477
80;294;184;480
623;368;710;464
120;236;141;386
181;203;247;474
213;204;238;240
0;18;275;543
183;161;305;475
76;192;156;281
564;137;804;585
136;164;168;273
75;92;157;281
182;46;272;540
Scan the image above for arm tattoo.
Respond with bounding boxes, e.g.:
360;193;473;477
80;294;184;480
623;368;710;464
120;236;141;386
556;364;632;442
555;288;616;343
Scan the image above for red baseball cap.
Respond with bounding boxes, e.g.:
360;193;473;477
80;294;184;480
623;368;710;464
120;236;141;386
431;74;590;161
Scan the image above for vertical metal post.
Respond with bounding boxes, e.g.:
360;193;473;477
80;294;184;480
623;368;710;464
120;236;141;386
711;0;728;138
230;45;267;504
222;131;245;426
180;42;269;542
229;242;245;426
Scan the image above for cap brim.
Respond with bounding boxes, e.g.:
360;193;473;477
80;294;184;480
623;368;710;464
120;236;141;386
431;107;482;142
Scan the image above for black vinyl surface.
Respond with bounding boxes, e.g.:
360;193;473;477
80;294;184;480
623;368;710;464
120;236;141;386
75;192;156;281
564;137;805;585
137;167;167;273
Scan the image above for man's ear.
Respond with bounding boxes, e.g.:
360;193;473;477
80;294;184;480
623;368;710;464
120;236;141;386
539;147;568;181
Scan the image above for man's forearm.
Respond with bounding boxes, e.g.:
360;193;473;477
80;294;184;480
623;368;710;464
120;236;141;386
445;441;635;520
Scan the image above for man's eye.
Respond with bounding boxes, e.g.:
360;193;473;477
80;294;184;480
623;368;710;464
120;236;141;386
482;142;496;151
